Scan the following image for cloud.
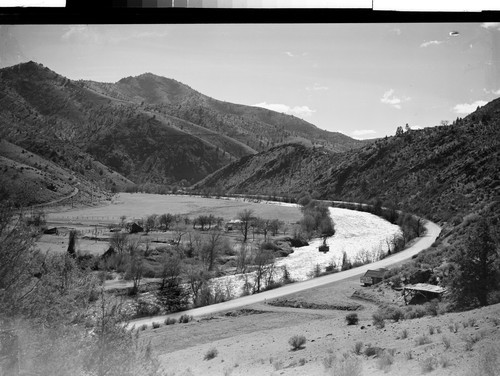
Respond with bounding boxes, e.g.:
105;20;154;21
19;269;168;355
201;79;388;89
253;102;316;118
453;100;488;115
391;27;402;35
351;129;376;139
380;89;410;109
484;88;500;95
481;22;500;30
61;26;169;44
420;40;444;48
285;51;295;57
306;83;329;91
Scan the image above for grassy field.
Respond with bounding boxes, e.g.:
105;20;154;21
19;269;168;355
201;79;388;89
46;193;303;225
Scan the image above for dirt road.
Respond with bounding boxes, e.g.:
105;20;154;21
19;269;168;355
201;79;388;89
128;219;441;328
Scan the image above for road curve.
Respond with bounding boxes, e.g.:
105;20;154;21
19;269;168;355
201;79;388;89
128;219;441;328
30;187;79;208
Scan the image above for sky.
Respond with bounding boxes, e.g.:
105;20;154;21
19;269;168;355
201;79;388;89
1;23;499;139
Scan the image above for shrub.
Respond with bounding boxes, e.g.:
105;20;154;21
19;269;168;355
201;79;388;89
288;335;306;351
204;347;218;360
468;317;477;327
364;345;384;357
448;321;459;333
421;357;437;373
164;317;177;325
152;321;160;329
140;324;147;331
179;314;193;324
322;354;336;369
376;353;394;371
428;326;435;335
415;335;432;346
405;351;413;360
436;326;442;334
372;312;385;329
442;336;451;349
345;313;359;325
383;306;404;322
326;356;362;376
404;305;427;319
298;358;306;366
273;359;283;370
353;341;363;355
401;328;409;339
440;355;451;368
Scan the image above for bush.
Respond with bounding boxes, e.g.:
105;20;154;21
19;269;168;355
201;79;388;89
415;335;432;346
179;314;193;324
403;305;427;319
151;321;160;329
421;357;437;373
442;336;451;349
440;355;451;368
377;353;394;371
353;341;363;355
288;335;306;351
322;354;336;369
364;345;384;357
326;356;362;376
372;312;385;329
401;329;409;339
345;313;359;325
429;326;435;335
204;347;218;361
164;317;177;325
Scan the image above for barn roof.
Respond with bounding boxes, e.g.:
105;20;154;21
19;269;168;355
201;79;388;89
404;283;446;294
363;269;386;278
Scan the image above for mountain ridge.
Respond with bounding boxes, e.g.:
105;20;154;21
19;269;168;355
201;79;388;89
0;61;367;203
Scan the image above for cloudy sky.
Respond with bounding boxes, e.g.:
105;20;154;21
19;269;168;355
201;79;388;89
1;23;499;139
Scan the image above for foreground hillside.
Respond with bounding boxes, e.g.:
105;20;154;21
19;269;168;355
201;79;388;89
0;61;366;200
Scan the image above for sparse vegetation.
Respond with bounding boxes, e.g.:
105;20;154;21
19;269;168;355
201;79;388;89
442;335;451;349
203;347;218;361
345;313;359;325
415;335;432;346
372;311;385;329
421;357;437;373
376;353;394;371
401;328;409;339
353;341;363;355
288;334;307;351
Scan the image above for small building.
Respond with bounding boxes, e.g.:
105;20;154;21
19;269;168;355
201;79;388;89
360;269;387;286
402;283;446;305
225;219;242;231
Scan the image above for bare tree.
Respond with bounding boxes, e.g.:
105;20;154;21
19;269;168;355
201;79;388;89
238;209;255;243
171;223;188;247
253;247;275;293
199;229;224;271
109;232;129;255
236;242;253;274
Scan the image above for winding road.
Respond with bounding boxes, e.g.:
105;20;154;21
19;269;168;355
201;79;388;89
128;219;441;328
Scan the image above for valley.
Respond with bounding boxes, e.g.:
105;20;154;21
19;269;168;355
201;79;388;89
1;51;499;376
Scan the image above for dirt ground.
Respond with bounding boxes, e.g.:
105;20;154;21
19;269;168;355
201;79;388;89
139;278;500;376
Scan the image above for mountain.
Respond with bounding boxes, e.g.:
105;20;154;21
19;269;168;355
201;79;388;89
0;61;366;204
197;98;500;256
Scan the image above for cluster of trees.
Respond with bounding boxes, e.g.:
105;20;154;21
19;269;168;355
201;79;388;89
0;202;163;376
296;195;335;242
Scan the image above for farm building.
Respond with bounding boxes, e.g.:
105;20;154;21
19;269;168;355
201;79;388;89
360;268;387;286
402;283;446;305
225;219;242;231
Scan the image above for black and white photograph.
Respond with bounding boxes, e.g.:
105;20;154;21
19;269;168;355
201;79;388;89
0;8;499;376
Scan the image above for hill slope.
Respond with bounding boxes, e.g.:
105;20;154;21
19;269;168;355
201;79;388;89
0;61;365;198
197;98;500;264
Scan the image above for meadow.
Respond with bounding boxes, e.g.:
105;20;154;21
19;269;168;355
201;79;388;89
46;193;303;225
